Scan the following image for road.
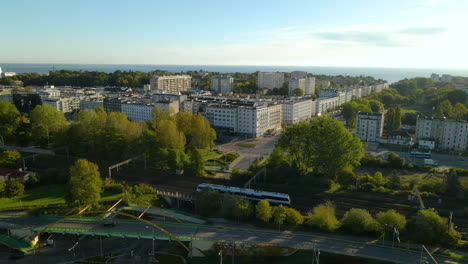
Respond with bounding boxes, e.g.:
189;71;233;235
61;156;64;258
217;136;280;171
2;216;466;264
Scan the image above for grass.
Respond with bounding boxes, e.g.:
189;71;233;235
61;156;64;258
206;152;240;167
156;254;185;264
236;143;256;148
0;184;125;211
199;148;223;160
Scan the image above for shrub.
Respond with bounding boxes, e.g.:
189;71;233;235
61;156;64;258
256;200;272;223
387;152;405;169
6;179;25;197
412;209;461;247
336;167;356;186
341;208;378;233
285;208;304;226
360;153;386;167
0;150;21;169
306;201;341;232
221;195;252;220
376;209;407;233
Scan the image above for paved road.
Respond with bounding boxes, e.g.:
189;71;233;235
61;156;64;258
5;216;465;264
217;136;280;171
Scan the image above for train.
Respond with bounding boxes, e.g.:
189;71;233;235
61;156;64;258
196;183;291;206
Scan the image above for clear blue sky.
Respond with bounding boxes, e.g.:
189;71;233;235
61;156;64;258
1;0;467;67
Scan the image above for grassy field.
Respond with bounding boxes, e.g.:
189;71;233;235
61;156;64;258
188;250;391;264
199;148;223;160
236;143;256;148
0;184;124;211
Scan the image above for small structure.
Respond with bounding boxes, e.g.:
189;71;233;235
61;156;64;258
379;131;413;146
0;168;32;182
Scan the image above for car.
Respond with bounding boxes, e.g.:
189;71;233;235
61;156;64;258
103;221;116;227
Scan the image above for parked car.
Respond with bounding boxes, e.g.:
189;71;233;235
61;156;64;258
103;221;116;227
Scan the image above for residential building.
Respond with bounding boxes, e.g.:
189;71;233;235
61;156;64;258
289;78;306;95
319;89;346;105
281;99;313;125
379;131;413;146
121;100;179;122
43;97;80;113
211;75;234;93
1;72;16;78
305;77;316;95
150;75;191;93
12;91;42;113
316;80;330;88
441;74;453;83
0;89;12;102
356;112;385;142
79;98;104;110
103;97;123;112
258;72;285;90
316;96;339;114
431;73;440;83
0;168;32;182
291;71;307;79
415;116;468;152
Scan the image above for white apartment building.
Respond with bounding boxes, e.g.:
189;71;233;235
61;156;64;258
43;97;80;113
316;80;331;88
289;78;306;95
356;112;384;142
0;90;12;102
211;75;234;93
150;75;191;93
431;73;440;83
204;102;282;138
441;74;453;83
415;116;468;152
319;89;347;105
316;97;339;114
121;100;179;122
360;86;372;97
281;99;313;125
258;72;285;90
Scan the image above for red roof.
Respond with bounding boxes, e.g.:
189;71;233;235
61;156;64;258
0;168;31;179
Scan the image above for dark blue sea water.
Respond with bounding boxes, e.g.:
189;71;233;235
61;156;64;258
1;63;468;83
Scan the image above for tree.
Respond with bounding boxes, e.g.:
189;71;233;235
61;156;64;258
185;148;205;176
452;102;467;120
194;188;222;216
387;153;405;169
412;209;461;246
272;205;287;230
5;179;25;197
388;172;401;190
68;159;103;205
292;88;304;96
286;207;304;226
278;117;364;179
306;201;341;232
0;101;20;143
0;150;21;169
376;209;407;234
221;195;252;221
369;100;384;113
154;120;186;151
256;200;272;223
125;183;157;204
385;105;402;132
374;171;384;186
341;208;378;233
445;170;463;199
0;180;5;195
341;101;372;128
30;105;66;146
435;100;453;118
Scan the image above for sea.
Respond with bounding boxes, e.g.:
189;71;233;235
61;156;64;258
1;63;468;83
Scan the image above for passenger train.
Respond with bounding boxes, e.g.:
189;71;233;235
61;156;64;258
196;183;291;206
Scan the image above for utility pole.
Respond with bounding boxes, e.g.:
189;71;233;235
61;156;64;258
219;250;223;264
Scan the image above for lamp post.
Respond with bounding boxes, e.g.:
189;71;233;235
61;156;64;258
219;250;223;264
383;224;387;246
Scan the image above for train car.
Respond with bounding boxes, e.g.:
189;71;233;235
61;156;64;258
196;183;291;206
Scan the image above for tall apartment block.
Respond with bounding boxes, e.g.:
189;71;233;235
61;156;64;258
355;112;384;142
211;75;234;93
150;75;191;93
258;72;285;90
415;116;468;152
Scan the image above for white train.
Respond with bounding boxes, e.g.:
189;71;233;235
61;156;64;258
196;183;291;206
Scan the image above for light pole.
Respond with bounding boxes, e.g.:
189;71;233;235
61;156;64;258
219;250;223;264
382;224;387;246
152;228;155;257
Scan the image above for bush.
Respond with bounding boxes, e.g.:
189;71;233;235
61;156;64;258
285;208;304;226
376;209;407;233
412;209;461;247
125;183;157;204
195;188;222;216
0;180;5;196
341;208;378;233
360;153;386;167
256;200;272;223
0;150;21;169
306;201;341;232
6;179;25;197
221;195;252;220
336;167;356;186
387;152;405;169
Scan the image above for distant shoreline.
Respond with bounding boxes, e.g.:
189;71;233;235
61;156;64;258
2;63;468;83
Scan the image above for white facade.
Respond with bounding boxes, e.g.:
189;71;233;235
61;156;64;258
258;72;285;90
356;112;384;142
281;99;313;125
305;77;316;95
79;99;103;110
121;100;179;122
441;74;453;83
150;75;191;93
289;78;306;95
316;97;339;114
319;89;346;105
415;117;468;152
211;76;234;93
43;97;80;113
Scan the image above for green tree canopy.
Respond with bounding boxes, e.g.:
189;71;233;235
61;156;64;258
185;148;205;176
125;183;157;204
385;105;402;132
194;188;222;216
30;105;66;146
278;117;364;179
0;101;20;142
306;201;341;232
68;159;103;205
286;207;304;226
412;209;461;246
5;179;25;197
376;209;407;233
341;208;378;233
255;199;272;223
272;205;287;230
0;150;21;169
292;88;304;96
341;101;372;128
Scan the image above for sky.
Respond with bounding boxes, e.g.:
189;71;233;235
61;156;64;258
1;0;468;68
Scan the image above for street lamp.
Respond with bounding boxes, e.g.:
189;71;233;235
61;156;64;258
219;250;223;264
383;223;387;246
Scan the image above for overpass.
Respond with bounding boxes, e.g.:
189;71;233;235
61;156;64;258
27;217;464;264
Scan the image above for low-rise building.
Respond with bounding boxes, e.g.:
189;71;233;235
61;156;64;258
43;97;80;113
356;112;384;142
150;75;192;93
0;168;32;182
379;131;413;146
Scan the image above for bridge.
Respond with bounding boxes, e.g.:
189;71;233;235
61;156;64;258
20;216;461;264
